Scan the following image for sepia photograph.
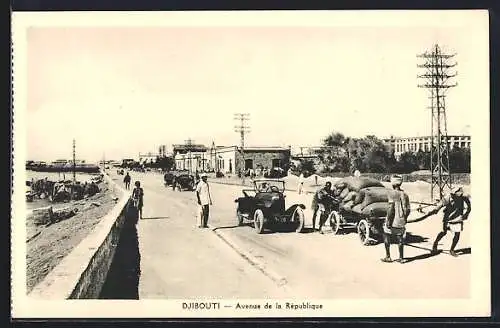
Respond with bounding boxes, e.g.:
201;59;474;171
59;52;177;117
11;10;490;318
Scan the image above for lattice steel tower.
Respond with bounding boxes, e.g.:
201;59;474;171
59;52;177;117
417;44;458;200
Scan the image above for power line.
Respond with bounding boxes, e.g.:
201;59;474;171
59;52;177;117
234;113;250;184
417;44;458;200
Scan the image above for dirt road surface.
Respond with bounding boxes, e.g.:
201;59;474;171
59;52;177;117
110;171;471;299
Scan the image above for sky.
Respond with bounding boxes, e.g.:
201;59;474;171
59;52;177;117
23;12;488;162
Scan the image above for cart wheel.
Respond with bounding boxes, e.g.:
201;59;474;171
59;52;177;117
292;207;305;233
328;211;341;235
254;209;265;234
237;209;244;226
357;219;372;245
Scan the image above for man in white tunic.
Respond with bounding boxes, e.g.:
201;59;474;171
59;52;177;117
196;173;213;228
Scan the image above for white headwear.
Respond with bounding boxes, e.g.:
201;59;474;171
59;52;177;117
390;174;403;186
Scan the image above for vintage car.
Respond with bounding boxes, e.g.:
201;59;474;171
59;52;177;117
234;179;306;234
173;173;196;191
163;171;177;186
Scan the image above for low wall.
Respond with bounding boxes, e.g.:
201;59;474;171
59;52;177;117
28;172;133;299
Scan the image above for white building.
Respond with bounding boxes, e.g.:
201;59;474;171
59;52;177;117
139;152;159;165
383;135;471;158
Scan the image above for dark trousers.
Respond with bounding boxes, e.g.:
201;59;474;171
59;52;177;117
201;205;210;227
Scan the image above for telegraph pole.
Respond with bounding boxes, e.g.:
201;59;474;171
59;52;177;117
418;44;457;200
234;113;250;185
185;138;193;174
72;139;76;183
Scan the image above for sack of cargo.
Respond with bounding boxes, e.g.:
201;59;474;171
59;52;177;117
343;190;358;203
335;176;384;192
339;188;349;199
360;187;390;208
353;191;365;205
351;203;364;214
362;202;389;218
342;200;354;211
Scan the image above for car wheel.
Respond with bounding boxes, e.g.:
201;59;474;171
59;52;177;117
328;211;341;235
357;219;372;245
237;209;244;226
293;207;305;233
254;209;265;234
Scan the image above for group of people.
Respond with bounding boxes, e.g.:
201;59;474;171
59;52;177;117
310;174;471;264
124;170;213;227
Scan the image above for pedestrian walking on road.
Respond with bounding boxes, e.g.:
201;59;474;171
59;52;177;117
298;172;305;194
196;173;212;228
381;175;411;264
123;172;131;190
132;181;144;220
429;186;471;257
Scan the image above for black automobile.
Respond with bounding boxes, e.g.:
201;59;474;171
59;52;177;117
234;179;306;234
173;173;196;191
163;171;177;186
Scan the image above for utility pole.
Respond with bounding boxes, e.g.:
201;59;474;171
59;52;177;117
185;138;193;175
234;113;250;185
418;44;457;200
72;139;76;183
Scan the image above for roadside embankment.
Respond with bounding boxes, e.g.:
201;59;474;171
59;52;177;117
27;172;135;299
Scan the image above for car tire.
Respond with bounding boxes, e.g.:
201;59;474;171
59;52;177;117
357;219;373;245
237;209;244;226
328;211;341;235
293;207;305;233
254;209;265;234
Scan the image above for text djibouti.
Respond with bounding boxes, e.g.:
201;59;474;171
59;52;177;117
182;302;221;310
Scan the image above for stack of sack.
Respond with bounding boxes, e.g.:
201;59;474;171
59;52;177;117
334;176;392;218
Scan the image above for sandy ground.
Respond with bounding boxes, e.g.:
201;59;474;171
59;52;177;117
26;180;121;293
114;171;471;299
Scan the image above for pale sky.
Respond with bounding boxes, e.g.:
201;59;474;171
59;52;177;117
24;13;488;162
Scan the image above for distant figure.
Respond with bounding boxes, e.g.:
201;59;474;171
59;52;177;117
429;186;471;257
123;172;131;190
132;181;144;220
354;170;361;178
298;172;305;194
381;175;411;264
196;173;212;228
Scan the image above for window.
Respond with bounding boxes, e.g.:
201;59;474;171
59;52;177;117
272;159;281;168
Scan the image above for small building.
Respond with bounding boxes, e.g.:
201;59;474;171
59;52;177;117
208;145;291;175
172;143;209;173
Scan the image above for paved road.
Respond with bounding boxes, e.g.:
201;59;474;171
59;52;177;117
110;171;471;299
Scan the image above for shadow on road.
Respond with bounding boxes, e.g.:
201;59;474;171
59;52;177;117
99;202;141;299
